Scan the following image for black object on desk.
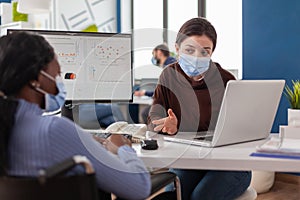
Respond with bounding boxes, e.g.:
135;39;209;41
140;139;158;150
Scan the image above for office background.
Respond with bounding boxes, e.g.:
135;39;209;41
243;0;300;132
0;0;297;132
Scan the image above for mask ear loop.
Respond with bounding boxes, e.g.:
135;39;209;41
30;81;47;95
40;70;56;82
33;70;58;95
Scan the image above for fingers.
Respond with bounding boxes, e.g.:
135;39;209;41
154;124;164;132
134;91;142;96
168;109;177;120
93;134;131;152
134;90;146;96
109;134;132;147
151;110;178;134
93;135;105;144
163;127;177;135
152;118;166;132
152;118;165;125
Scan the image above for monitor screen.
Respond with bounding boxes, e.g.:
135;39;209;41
8;29;133;103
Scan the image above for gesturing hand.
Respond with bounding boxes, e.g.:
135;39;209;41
152;109;178;135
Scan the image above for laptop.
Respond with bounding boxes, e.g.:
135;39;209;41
163;80;285;147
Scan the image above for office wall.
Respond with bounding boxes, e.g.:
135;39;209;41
52;0;117;32
243;0;300;132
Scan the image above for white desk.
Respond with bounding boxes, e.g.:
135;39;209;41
133;96;153;105
133;134;300;172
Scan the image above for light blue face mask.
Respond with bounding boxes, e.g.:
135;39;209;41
178;53;210;77
151;56;159;66
37;71;67;112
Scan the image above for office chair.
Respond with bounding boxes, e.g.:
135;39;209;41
0;155;108;200
150;171;181;200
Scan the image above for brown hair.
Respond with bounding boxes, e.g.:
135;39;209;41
153;44;170;57
176;17;217;51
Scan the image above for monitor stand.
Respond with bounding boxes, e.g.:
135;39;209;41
61;101;79;122
61;101;101;129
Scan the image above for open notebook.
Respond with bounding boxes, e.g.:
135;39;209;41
164;80;285;147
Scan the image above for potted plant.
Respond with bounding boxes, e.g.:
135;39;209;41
284;80;300;126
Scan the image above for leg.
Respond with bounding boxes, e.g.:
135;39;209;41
94;104;114;119
190;170;251;200
166;169;207;200
128;104;139;123
110;103;125;122
141;105;151;124
78;104;102;129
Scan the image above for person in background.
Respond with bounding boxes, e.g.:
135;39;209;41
78;103;126;128
0;31;151;200
134;44;176;98
134;44;176;123
148;17;251;200
152;44;177;68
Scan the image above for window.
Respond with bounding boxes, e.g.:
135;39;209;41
133;0;164;79
167;0;198;54
132;0;242;79
206;0;242;78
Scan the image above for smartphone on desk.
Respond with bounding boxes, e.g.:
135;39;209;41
88;129;132;140
105;121;147;139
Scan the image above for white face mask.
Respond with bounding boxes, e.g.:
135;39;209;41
178;53;210;77
34;71;66;112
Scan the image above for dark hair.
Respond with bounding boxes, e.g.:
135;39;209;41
0;31;55;175
154;44;170;57
175;17;217;52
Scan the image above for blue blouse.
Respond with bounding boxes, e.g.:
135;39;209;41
8;99;151;200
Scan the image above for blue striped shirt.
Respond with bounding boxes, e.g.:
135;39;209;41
8;99;151;200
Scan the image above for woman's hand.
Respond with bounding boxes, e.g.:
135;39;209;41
94;134;132;154
152;109;178;135
134;90;146;96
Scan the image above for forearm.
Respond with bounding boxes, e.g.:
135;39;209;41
49;118;151;199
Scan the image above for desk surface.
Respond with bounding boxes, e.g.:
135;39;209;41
133;134;300;172
132;96;153;105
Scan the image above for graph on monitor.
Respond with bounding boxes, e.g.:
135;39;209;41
8;29;133;102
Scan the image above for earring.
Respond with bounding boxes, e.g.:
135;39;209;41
31;82;40;88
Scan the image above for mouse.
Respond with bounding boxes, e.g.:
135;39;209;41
140;139;158;150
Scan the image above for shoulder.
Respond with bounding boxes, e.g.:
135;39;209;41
213;62;236;81
159;62;177;83
44;115;80;137
164;56;177;66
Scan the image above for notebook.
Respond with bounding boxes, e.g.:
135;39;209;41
163;80;285;147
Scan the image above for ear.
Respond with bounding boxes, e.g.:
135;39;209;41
175;43;180;55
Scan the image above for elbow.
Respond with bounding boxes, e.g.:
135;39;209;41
126;173;151;200
134;173;151;200
113;172;151;200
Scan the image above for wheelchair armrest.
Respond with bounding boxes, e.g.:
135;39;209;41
38;155;94;184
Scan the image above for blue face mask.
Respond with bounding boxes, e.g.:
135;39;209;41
178;53;210;77
37;71;67;112
151;56;161;66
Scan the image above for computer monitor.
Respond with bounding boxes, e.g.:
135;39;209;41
7;29;133;103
